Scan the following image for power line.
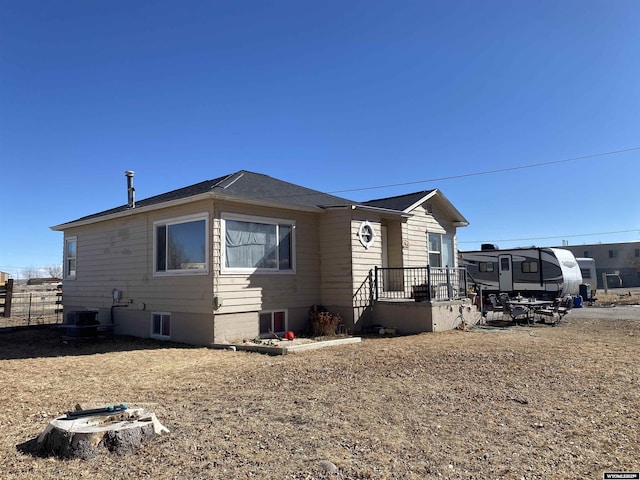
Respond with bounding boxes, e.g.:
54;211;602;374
458;229;640;244
327;146;640;194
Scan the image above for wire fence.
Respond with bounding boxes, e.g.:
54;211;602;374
0;286;63;328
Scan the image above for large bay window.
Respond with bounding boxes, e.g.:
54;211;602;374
428;233;454;267
154;213;208;275
222;213;294;273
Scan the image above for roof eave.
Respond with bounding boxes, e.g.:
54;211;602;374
403;190;438;213
50;191;329;231
403;189;470;226
352;204;411;218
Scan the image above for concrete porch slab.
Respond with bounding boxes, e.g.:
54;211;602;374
211;336;362;355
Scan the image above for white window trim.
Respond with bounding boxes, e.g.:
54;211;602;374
150;311;171;340
64;236;77;280
221;212;296;274
428;232;456;268
153;212;209;277
358;221;375;249
259;309;288;337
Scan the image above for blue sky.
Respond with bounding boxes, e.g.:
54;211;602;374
1;0;639;278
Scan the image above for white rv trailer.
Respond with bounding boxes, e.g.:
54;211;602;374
462;246;582;299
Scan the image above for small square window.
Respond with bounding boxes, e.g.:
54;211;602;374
151;312;171;339
259;310;287;336
522;261;538;273
609;250;618;259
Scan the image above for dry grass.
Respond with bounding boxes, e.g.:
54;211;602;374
1;310;639;479
594;291;640;306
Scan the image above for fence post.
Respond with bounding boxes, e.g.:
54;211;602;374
27;293;33;325
1;279;13;318
427;265;431;300
446;267;452;300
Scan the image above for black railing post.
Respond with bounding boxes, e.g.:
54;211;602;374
446;267;452;300
373;267;379;301
462;267;468;299
426;265;431;300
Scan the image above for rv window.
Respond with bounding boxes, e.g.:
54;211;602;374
521;261;538;273
479;262;494;272
580;268;591;279
500;258;510;271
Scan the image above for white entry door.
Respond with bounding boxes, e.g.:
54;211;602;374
498;254;513;292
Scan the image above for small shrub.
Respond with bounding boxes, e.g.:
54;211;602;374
309;305;342;337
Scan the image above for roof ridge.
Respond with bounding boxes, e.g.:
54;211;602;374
364;189;435;203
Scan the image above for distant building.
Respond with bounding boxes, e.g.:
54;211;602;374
554;241;640;288
0;271;8;286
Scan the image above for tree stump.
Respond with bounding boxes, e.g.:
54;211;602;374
35;407;169;459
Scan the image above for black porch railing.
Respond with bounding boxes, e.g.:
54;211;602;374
373;266;468;302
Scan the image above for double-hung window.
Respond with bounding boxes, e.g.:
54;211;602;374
65;237;77;279
428;233;454;268
154;213;208;275
222;213;294;273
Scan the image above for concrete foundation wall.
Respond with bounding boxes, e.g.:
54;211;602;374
64;306;215;346
373;299;474;334
213;311;259;344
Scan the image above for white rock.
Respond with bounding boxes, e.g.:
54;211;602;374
319;460;338;473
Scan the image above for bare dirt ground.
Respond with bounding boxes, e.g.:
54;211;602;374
1;305;639;479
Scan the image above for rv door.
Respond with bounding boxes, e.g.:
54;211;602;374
498;254;513;292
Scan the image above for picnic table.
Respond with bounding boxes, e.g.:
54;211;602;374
507;299;554;322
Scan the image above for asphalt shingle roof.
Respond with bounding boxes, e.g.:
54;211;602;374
60;170;357;225
362;190;435;211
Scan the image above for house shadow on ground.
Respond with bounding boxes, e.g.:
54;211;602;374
0;326;197;361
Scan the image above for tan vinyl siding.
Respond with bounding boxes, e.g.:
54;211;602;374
404;202;456;267
212;202;323;334
384;220;404;268
351;217;382;289
62;200;216;342
319;209;353;309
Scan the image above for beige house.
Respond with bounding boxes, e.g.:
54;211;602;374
51;171;470;346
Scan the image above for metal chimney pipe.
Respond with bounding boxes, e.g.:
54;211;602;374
125;171;135;208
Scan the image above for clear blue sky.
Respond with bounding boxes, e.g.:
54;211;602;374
1;0;639;278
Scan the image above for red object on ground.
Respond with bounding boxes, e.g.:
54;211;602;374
285;331;295;341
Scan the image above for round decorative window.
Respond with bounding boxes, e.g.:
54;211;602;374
358;221;375;249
